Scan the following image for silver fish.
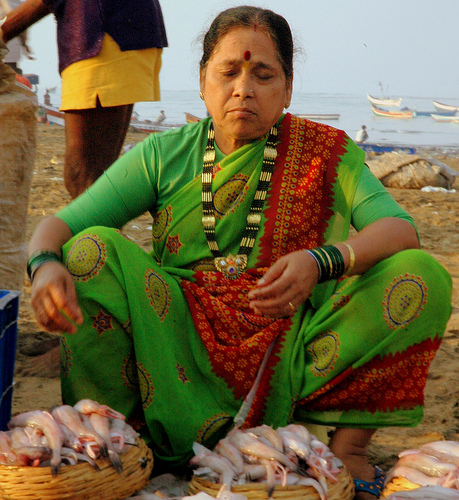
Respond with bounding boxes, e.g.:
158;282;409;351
89;412;123;473
386;465;455;488
228;428;303;474
397;450;458;477
420;441;459;467
52;405;108;458
190;449;236;487
8;410;63;477
386;485;459;499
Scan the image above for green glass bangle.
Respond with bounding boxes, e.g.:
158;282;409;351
307;245;345;283
305;249;323;282
27;250;61;283
326;245;345;279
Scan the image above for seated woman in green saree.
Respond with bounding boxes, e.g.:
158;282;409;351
27;6;452;499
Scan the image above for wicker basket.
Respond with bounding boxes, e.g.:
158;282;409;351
0;438;153;500
188;466;355;500
381;476;421;498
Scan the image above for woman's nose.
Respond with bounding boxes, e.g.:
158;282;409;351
232;77;254;99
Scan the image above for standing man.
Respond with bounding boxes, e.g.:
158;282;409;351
1;0;168;198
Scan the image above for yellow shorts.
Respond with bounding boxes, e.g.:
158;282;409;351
60;34;162;111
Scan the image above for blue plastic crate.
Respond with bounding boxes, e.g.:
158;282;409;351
0;290;20;431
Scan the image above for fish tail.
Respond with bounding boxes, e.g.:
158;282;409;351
99;443;109;458
51;463;60;477
108;450;123;474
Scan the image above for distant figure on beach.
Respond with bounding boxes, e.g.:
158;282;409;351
43;88;51;105
355;124;369;143
155;110;166;125
155;109;166;125
1;0;168;199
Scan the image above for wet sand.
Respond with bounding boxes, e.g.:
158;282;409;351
12;122;459;472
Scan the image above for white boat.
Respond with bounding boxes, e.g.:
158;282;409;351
433;100;459;113
296;113;340;120
40;103;65;126
431;114;459;123
130;121;184;134
367;94;402;107
371;105;413;119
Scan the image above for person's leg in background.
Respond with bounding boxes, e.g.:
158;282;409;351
64;98;134;198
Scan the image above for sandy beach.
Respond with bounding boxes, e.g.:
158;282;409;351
11;122;459;474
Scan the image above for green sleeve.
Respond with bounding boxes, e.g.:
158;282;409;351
56;120;210;235
351;165;417;232
56;139;158;234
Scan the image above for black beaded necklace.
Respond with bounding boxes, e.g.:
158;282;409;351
201;121;278;279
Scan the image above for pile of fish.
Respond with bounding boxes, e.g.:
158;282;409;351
385;440;459;494
190;424;343;499
386;486;459;499
0;399;139;477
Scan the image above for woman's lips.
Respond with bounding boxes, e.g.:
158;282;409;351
229;108;255;118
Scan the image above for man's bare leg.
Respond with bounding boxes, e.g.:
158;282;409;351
64;99;134;198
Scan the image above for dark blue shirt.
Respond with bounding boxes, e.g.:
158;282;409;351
43;0;168;73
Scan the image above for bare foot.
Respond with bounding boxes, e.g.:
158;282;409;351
16;345;61;378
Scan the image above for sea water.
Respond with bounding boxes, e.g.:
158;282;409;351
40;87;459;151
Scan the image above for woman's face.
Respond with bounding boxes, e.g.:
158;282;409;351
200;27;292;155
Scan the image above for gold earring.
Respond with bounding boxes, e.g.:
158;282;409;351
199;91;204;100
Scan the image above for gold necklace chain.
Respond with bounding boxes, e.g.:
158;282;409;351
201;121;278;279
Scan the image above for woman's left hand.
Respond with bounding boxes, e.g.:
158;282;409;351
247;250;319;318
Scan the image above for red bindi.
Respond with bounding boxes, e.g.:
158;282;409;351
243;51;251;61
253;24;257;32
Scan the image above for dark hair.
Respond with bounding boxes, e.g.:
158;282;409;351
200;6;294;82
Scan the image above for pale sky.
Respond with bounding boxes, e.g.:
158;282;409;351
17;0;459;99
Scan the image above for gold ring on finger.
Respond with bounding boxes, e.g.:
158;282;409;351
288;301;296;311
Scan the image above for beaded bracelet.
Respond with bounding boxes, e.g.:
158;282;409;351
305;245;345;283
27;250;61;284
342;242;355;275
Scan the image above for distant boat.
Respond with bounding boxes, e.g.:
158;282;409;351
433;100;459;113
367;94;402;107
185;112;201;123
413;110;456;117
431;114;459;123
130;122;184;134
40;103;65;126
358;143;417;154
371;105;413;119
23;73;39;85
296;113;340;121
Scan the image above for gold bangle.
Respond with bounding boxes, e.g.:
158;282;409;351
343;242;355;274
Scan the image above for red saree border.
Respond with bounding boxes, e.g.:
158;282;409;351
257;113;349;267
296;336;442;414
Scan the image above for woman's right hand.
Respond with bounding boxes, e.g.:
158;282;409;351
30;261;83;334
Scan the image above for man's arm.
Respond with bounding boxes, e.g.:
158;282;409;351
1;0;49;43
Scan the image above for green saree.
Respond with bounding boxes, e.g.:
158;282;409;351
57;114;452;466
